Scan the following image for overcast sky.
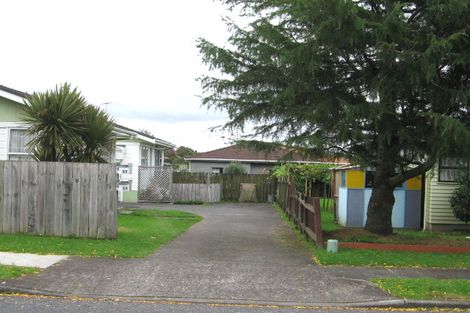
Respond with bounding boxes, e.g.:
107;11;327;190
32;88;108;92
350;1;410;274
0;0;243;152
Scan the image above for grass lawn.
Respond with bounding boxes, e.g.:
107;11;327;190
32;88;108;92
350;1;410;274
0;209;202;258
314;247;470;268
274;203;470;268
0;265;38;280
372;278;470;301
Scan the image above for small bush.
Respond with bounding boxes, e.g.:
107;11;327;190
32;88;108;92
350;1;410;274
224;162;247;174
173;200;204;205
450;177;470;224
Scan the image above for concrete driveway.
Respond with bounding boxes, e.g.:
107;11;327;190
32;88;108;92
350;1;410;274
2;203;468;306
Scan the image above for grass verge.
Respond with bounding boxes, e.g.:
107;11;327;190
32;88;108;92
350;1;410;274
372;278;470;301
0;209;202;258
314;248;470;268
274;203;470;268
0;265;38;280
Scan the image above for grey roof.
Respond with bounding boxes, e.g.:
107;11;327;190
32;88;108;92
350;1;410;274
0;85;30;98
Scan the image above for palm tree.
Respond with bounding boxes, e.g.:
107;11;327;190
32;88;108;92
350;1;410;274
22;83;115;163
76;105;115;163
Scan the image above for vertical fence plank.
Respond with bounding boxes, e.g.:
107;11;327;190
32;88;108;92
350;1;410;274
20;162;29;232
106;164;117;239
88;164;98;238
44;163;56;236
28;162;38;234
79;163;90;237
37;162;46;235
3;162;12;233
71;163;81;237
53;162;64;236
10;161;21;233
97;164;107;239
62;164;73;237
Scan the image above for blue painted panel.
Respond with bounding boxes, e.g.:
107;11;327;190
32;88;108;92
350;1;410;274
405;191;422;229
346;189;364;227
338;187;348;226
392;190;405;228
363;189;372;227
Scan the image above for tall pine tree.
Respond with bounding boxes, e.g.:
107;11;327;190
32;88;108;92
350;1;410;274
198;0;470;234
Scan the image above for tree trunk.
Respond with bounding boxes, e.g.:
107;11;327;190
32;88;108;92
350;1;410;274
364;181;395;235
364;138;397;235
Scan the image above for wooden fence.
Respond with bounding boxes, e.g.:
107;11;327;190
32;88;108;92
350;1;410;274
221;174;276;202
0;161;117;239
171;172;275;203
277;178;323;247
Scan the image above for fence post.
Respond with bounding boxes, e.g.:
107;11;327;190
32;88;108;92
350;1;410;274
312;197;323;248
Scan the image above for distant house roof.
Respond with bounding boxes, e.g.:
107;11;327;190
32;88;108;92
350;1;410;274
186;145;349;165
114;123;175;148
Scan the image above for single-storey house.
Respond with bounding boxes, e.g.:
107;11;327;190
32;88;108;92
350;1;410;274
332;159;470;231
0;84;175;202
0;85;30;161
332;166;423;229
423;158;470;231
186;145;350;174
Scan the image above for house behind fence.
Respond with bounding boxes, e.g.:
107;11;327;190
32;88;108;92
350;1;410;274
0;161;117;239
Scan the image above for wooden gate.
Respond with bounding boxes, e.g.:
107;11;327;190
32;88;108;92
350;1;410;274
138;166;173;202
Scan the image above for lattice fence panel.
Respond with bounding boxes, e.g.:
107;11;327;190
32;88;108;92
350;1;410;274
138;166;173;202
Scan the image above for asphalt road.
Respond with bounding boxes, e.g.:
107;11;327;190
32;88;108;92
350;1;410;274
0;295;459;313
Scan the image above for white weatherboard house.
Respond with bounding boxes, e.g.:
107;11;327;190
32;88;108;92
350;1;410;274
423;158;470;231
0;85;30;161
113;125;174;202
0;84;174;202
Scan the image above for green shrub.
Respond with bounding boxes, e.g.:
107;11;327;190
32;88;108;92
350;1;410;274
224;162;247;174
173;200;204;205
450;177;470;224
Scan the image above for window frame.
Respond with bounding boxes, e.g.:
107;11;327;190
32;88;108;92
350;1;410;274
438;157;469;183
7;128;32;160
140;145;149;166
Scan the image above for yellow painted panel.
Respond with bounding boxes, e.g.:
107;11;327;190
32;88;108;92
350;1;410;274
406;175;422;190
346;170;365;189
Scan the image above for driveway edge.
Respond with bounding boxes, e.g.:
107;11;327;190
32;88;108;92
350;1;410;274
1;285;469;309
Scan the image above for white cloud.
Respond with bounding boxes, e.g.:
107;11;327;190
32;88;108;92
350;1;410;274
0;0;242;151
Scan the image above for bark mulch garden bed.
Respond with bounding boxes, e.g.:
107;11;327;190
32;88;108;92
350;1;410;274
339;242;470;254
323;227;470;253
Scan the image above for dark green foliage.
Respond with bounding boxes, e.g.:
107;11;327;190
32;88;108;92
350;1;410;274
22;83;115;163
272;163;332;183
450;177;470;224
224;162;247;174
167;146;197;171
272;163;333;195
198;0;470;234
173;200;204;205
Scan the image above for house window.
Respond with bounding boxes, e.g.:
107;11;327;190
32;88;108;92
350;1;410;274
438;157;469;182
212;167;223;174
8;129;32;160
155;150;163;166
141;146;149;166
